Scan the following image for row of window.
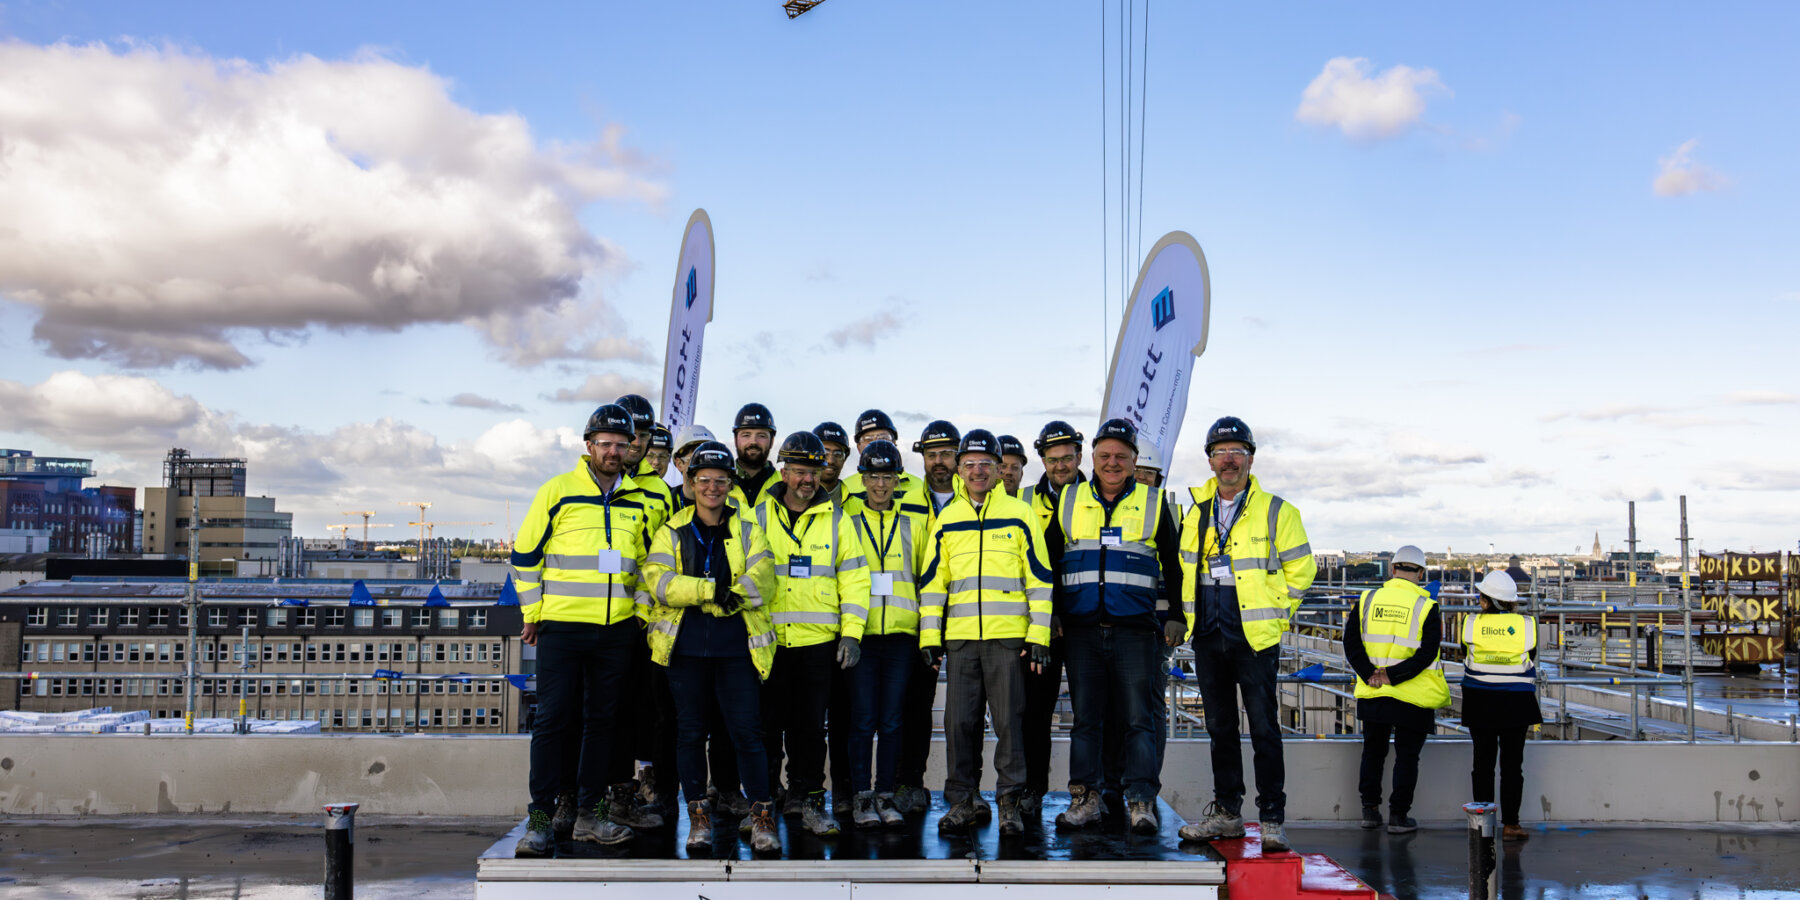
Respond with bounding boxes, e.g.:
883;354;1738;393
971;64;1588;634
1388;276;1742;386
22;640;508;666
21;677;509;698
24;698;502;730
24;606;489;630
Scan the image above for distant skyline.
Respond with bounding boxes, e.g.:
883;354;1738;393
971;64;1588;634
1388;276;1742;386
1;2;1795;554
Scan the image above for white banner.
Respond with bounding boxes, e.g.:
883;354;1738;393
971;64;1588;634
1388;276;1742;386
658;209;715;435
1101;231;1211;461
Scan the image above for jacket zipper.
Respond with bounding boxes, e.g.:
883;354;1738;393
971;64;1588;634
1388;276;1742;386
976;500;985;641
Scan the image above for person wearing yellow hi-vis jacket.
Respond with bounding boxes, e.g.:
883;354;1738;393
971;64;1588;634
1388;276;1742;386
1175;417;1315;854
752;430;871;838
612;393;677;828
918;429;1055;838
1344;545;1450;835
641;441;783;855
511;403;654;857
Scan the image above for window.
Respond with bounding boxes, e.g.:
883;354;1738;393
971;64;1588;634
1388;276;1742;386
120;607;140;627
468;610;488;629
437;609;460;629
26;607;47;627
298;608;317;627
348;644;361;663
208;608;228;627
238;609;256;626
82;643;95;663
305;643;318;663
19;642;30;663
177;608;190;627
434;643;446;662
325;609;346;627
449;643;461;663
353;609;374;628
382;609;403;628
491;643;503;662
51;643;66;662
89;608;109;627
266;609;288;627
477;643;489;663
159;643;172;663
150;608;170;627
412;610;431;628
406;644;418;663
58;607;80;627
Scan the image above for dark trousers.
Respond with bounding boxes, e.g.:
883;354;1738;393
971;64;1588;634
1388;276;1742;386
829;658;852;800
763;641;835;796
1470;726;1528;825
944;638;1027;802
706;703;740;796
666;654;772;803
528;621;638;814
896;649;939;789
615;636;676;793
1066;625;1160;801
1020;634;1064;795
1191;629;1286;822
850;633;917;794
1359;721;1428;815
1101;643;1172;793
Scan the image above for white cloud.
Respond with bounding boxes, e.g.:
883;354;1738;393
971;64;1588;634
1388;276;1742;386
825;308;906;350
1652;139;1728;197
448;393;526;413
0;40;664;369
1295;57;1449;141
0;370;209;445
543;372;659;405
1724;390;1800;406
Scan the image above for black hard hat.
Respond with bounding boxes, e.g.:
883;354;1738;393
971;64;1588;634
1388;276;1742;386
649;423;673;451
615;394;655;432
1092;418;1139;453
734;402;776;433
1034;420;1083;453
957;429;1001;462
856;439;904;475
913;419;961;453
812;421;851;449
583;403;636;440
854;409;898;441
778;431;827;466
1204;416;1256;453
687;440;735;475
997;434;1027;459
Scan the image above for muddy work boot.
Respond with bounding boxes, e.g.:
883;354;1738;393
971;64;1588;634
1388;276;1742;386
573;798;634;845
937;795;981;833
514;809;553;857
997;791;1025;837
685;800;714;853
551;790;578;840
801;791;842;837
1177;801;1245;842
852;791;881;829
875;792;905;827
748;800;783;854
974;795;993;825
893;784;930;814
1260;820;1292;852
1386;812;1418;835
1019;789;1045;815
712;785;752;819
1055;784;1104;830
1128;799;1158;835
608;782;664;830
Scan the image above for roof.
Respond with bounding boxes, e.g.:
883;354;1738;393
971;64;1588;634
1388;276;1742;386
0;578;504;604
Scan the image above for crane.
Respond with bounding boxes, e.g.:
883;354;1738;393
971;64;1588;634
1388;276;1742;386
397;501;432;559
341;510;382;544
408;520;495;558
783;0;825;18
325;522;392;550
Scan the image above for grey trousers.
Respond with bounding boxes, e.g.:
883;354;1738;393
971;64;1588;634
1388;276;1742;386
943;637;1027;802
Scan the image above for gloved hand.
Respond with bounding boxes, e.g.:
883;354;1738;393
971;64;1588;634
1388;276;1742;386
1027;643;1053;669
715;591;746;617
1164;619;1187;647
1051;615;1063;638
837;636;861;669
920;645;945;671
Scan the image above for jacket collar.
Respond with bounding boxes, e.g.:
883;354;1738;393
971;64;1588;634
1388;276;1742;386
765;482;834;519
1190;473;1261;506
579;456;641;497
1035;470;1085;500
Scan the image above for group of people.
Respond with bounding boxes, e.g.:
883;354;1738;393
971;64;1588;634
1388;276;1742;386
509;393;1542;858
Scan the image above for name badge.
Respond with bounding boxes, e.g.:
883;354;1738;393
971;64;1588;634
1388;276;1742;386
870;572;896;596
595;549;624;574
1207;554;1232;580
1100;527;1123;547
788;555;812;579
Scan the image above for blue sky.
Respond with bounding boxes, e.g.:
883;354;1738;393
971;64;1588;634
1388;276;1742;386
1;1;1795;555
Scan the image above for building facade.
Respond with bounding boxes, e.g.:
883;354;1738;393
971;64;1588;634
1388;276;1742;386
142;450;292;574
0;450;138;555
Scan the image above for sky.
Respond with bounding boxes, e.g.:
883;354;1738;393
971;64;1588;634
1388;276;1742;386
1;1;1796;556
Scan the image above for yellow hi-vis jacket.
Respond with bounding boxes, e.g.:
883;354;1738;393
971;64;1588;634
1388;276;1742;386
1178;474;1316;649
511;459;654;626
754;486;871;648
634;459;676;536
1462;612;1538;691
839;471;931;518
918;481;1055;648
641;506;779;679
849;503;932;637
1020;472;1083;536
1055;480;1164;623
1353;579;1451;708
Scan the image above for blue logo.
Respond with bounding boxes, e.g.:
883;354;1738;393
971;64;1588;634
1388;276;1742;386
685;266;698;309
1150;287;1175;331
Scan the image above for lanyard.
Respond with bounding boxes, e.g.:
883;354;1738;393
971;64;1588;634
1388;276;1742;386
776;504;816;549
1206;488;1249;560
858;510;901;571
688;522;716;577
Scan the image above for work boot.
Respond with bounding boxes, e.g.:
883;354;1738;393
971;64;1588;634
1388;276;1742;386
714;786;752;819
514;809;553;857
1128;799;1158;835
974;795;993;825
573;799;634;845
893;784;930;814
1386;812;1418;834
782;789;806;818
748;800;782;854
997;792;1025;837
852;791;881;829
1019;789;1045;815
1502;824;1529;843
875;792;905;827
801;791;841;837
1260;820;1292;852
685;800;714;853
1177;801;1245;841
1360;806;1382;830
551;790;578;839
1056;785;1104;830
608;783;663;830
638;766;661;807
937;796;981;833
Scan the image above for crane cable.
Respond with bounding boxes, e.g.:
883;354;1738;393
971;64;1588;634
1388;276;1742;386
1100;0;1151;380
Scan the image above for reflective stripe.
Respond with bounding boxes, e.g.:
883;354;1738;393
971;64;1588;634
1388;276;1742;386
745;550;772;569
653;571;677;602
948;601;1029;617
1058;488;1077;539
1265;497;1285;570
1030;612;1052;631
1026;587;1051;608
873;596;920;613
1141;489;1162;543
777;564;838;578
1465;672;1534;686
947;575;1027;593
747;629;778;649
772;611;840;626
650;618;678;636
919;615;943;631
1287;586;1306;600
518;587;542;607
542;580;628;597
737;575;765;609
1232;557;1275;572
1060;570;1158;590
1278;542;1313;564
840;602;869;619
512;566;540;581
1468;660;1533;674
1179;550;1199;564
1066;538;1156;558
644;552;678;568
546;554;640;573
1363;633;1422;650
1239;607;1288;622
920;592;948;605
840;554;869;571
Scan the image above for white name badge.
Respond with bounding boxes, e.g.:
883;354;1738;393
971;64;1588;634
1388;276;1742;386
595;549;624;575
1207;554;1231;580
1100;527;1124;547
788;555;812;579
871;573;896;596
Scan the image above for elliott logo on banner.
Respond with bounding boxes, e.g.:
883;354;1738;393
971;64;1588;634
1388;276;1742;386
660;209;716;435
1102;231;1212;466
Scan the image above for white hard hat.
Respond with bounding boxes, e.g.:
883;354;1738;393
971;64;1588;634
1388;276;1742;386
673;424;717;456
1393;545;1427;569
1135;444;1164;472
1478;570;1519;606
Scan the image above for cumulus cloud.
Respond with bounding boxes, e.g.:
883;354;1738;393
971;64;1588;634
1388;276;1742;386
1295;57;1448;141
1652;139;1728;197
448;393;526;413
0;370;208;445
543;372;658;404
0;40;664;369
826;309;905;350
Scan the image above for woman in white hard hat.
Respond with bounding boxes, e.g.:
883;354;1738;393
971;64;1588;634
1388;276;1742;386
1460;570;1542;843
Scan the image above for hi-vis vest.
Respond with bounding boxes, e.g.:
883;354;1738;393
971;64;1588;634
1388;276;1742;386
642;507;780;679
1177;475;1316;650
1056;480;1163;623
851;505;931;637
1020;473;1083;536
1462;613;1538;691
754;489;871;648
511;460;653;626
918;483;1055;648
1353;579;1451;709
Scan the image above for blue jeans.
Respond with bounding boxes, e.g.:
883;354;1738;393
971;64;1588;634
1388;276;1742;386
1065;625;1161;802
849;633;917;794
528;620;638;814
1191;629;1286;822
666;654;772;803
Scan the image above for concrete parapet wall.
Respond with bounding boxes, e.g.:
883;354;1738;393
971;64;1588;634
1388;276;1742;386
1;734;1793;825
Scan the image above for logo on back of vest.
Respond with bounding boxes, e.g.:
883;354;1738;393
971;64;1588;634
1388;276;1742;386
1481;626;1514;636
1373;607;1409;623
